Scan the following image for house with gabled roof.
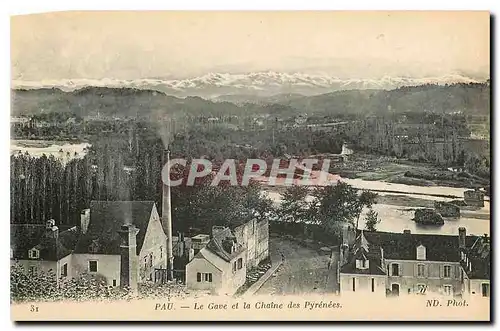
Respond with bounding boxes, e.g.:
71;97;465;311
339;226;490;298
72;201;168;290
461;233;490;298
10;220;79;284
186;226;247;295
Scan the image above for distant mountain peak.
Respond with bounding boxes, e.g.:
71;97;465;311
12;72;485;99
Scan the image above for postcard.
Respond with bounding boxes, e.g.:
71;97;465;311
10;10;490;321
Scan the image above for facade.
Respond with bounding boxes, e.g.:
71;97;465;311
186;218;270;295
11;200;169;290
10;221;79;284
339;227;490;298
186;226;247;296
233;218;269;268
72;201;168;288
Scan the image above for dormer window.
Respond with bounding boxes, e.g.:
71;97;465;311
416;244;426;260
28;248;39;259
356;259;369;270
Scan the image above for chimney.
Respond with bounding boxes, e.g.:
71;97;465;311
212;225;227;237
48;226;59;240
162;149;174;281
118;224;139;292
80;209;90;234
45;220;58;239
459;227;466;249
342;224;354;247
222;236;236;254
177;232;184;257
46;219;55;230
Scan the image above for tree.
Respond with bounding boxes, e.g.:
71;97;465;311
278;186;311;224
310;182;378;235
364;208;381;232
355;190;378;229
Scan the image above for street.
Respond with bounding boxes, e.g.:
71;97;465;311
256;236;339;296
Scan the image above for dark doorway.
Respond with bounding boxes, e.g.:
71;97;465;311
391;283;400;296
482;283;490;297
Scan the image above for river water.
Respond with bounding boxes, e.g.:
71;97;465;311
264;177;490;237
10;140;90;164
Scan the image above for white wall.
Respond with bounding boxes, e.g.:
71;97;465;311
469;279;490;298
340;274;386;297
139;205;168;281
71;253;121;286
185;257;222;294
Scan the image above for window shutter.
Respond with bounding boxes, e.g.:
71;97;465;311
414;264;418;277
439;265;443;278
197;272;201;282
208;273;213;282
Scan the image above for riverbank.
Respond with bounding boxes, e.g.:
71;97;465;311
331;153;489;190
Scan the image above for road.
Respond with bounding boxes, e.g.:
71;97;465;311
256;236;339;296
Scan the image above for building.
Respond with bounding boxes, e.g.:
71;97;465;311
339;227;490;298
10;220;79;284
186;226;246;296
185;218;270;296
11;200;169;291
73;201;168;289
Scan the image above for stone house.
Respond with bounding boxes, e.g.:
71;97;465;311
185;218;270;296
185;226;247;296
10;220;79;284
11;200;169;291
339;227;490;298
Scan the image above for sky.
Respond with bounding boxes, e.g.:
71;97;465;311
11;11;490;81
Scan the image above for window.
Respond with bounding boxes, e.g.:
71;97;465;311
160;246;163;259
89;260;98;272
417;264;425;278
443;285;452;296
237;258;243;270
144;257;147;269
197;272;212;283
356;259;369;269
113;279;117;287
417;284;427;295
391;263;400;276
28;266;37;276
481;283;490;297
371;278;375;292
443;265;451;278
61;263;68;277
149;254;153;267
28;249;39;259
352;277;356;292
416;245;426;260
233;262;237;272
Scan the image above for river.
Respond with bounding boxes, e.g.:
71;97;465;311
263;177;490;237
10;140;90;164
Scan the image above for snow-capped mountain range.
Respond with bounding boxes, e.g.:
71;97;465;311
12;72;485;99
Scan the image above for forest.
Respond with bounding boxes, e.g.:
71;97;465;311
10;81;490;231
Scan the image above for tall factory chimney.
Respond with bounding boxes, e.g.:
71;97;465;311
162;149;174;281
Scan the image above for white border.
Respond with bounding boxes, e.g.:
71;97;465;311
2;1;497;330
